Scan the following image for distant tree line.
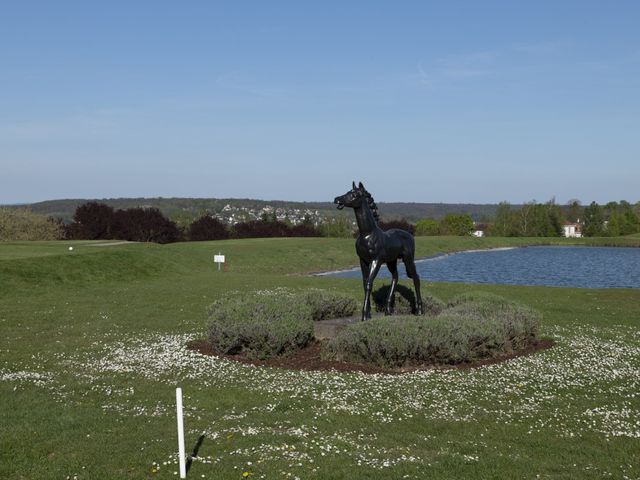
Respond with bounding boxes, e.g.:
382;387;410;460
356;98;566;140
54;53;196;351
488;201;563;237
581;201;640;236
62;204;428;242
191;214;320;241
61;202;323;243
23;197;511;224
484;199;640;237
64;202;182;243
4;199;639;242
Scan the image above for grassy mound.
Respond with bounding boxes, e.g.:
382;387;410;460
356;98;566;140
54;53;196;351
324;292;540;367
207;288;357;359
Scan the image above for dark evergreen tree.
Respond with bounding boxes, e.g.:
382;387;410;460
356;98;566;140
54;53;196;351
582;202;605;237
566;199;583;223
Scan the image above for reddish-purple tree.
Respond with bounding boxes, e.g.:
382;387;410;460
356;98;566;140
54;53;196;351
377;218;416;235
72;202;115;239
233;220;290;238
287;224;320;237
113;207;181;244
189;216;230;241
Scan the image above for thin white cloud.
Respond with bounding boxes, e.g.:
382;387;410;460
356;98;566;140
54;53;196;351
0;108;132;141
214;70;289;99
414;41;572;88
415;50;499;87
512;40;571;56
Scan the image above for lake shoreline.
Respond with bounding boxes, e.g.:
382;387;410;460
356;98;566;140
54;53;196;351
314;244;640;289
312;245;521;277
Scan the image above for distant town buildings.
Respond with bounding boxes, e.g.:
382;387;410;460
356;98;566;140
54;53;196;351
473;223;487;237
214;204;323;226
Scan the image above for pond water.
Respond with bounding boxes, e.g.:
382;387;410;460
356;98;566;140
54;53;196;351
325;246;640;289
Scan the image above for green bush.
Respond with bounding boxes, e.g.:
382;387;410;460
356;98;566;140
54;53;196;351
324;292;540;367
0;207;63;241
300;289;358;321
445;301;539;351
447;291;512;308
207;293;314;359
206;288;358;358
415;218;440;236
422;293;446;316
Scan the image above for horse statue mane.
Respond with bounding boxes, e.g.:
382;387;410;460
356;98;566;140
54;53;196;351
363;189;380;223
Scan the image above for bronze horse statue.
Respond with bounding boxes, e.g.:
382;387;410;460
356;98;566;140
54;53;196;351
334;182;424;321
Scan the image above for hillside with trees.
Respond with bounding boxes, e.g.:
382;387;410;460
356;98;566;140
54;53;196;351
3;197;638;242
11;197;509;224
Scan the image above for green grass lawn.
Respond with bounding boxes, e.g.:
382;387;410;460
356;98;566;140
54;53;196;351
1;237;639;479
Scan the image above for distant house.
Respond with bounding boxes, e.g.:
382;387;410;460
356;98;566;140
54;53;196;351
473;223;487;237
562;222;582;238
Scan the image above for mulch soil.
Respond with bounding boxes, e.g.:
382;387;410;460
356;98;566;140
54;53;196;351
187;338;555;376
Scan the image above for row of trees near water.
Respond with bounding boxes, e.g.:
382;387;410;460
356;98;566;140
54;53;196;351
490;201;564;237
581;201;640;236
487;200;640;237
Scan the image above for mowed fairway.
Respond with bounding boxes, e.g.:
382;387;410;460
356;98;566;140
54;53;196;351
1;237;639;479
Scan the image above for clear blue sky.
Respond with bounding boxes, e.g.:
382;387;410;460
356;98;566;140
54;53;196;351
1;1;639;204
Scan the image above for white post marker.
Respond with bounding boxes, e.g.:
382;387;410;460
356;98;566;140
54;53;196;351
176;387;186;479
214;252;226;271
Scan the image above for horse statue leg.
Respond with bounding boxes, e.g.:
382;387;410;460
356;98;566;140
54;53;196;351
359;258;369;296
403;257;424;315
361;258;381;321
385;260;399;315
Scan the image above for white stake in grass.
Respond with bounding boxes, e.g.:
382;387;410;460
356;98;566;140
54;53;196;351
176;387;186;479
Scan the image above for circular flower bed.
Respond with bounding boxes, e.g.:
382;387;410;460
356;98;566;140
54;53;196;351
206;288;541;369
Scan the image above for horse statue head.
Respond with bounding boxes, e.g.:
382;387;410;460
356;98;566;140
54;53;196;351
334;182;380;221
334;181;365;211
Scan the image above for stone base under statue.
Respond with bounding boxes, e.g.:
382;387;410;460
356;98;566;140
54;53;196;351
314;314;385;340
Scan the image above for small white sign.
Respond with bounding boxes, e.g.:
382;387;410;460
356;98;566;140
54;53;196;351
214;254;225;263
